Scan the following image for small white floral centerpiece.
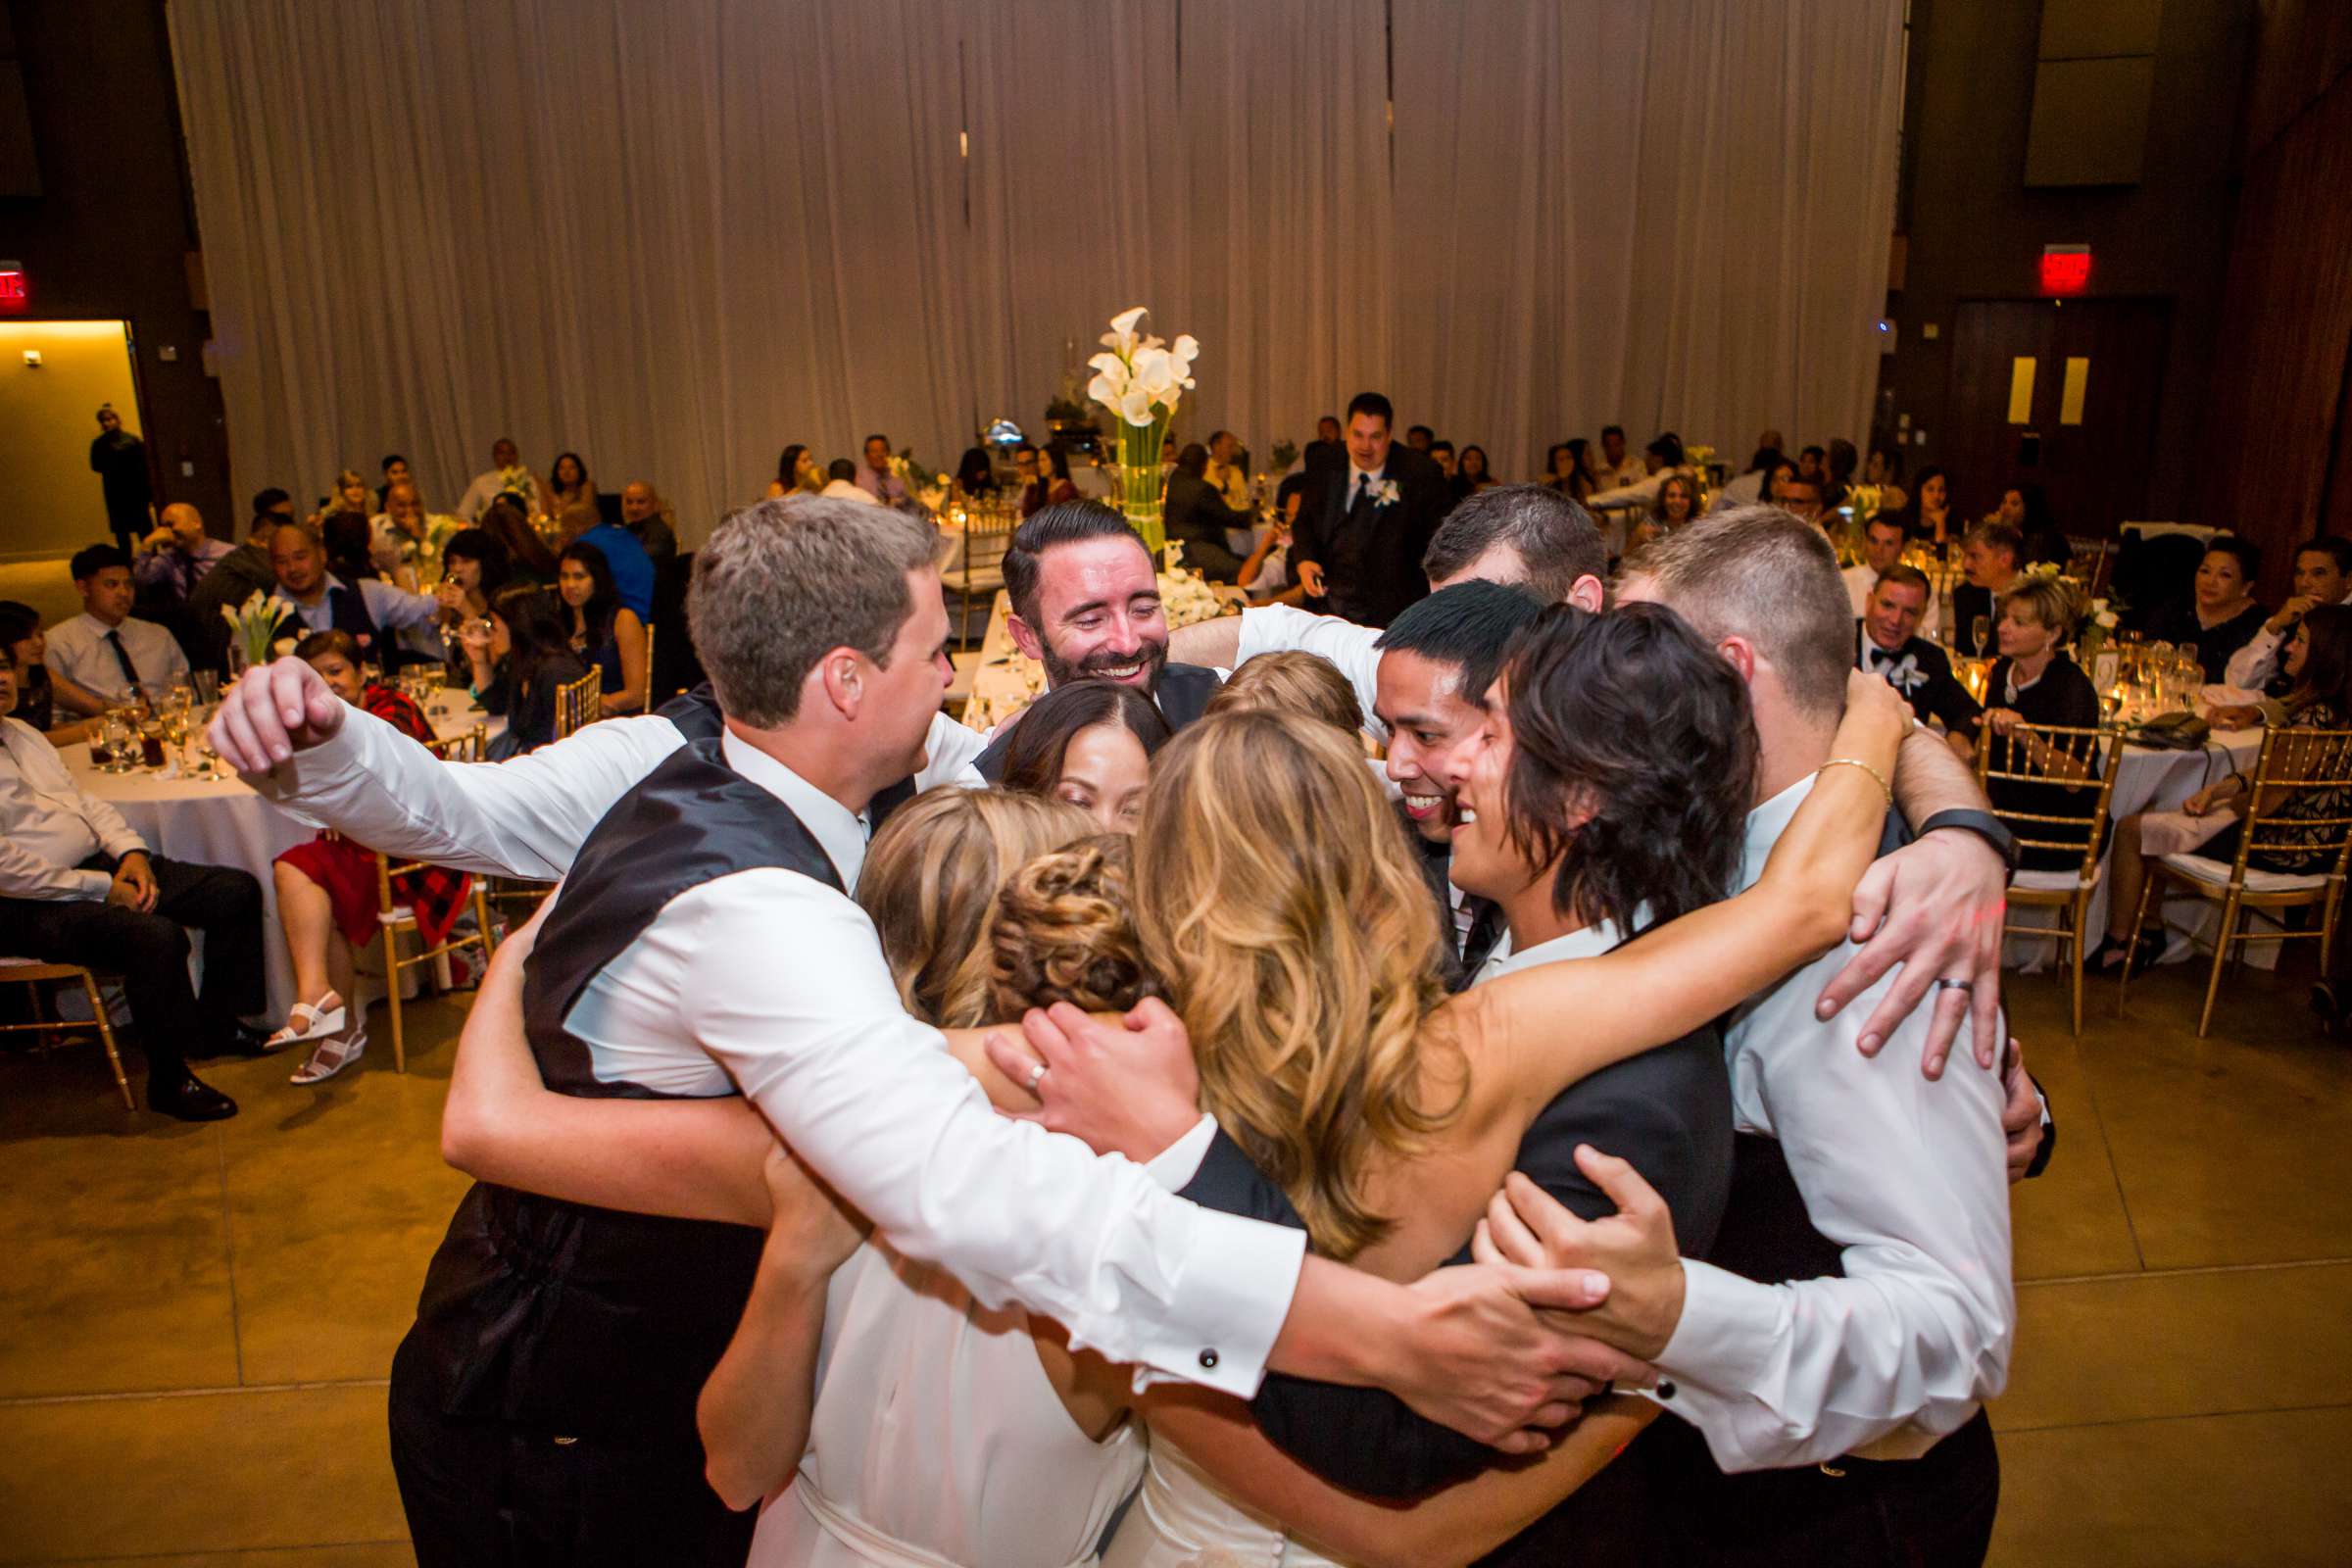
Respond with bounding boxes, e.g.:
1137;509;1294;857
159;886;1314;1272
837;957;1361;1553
220;589;288;676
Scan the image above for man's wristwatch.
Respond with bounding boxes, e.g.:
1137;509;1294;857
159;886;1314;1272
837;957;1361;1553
1917;808;2019;874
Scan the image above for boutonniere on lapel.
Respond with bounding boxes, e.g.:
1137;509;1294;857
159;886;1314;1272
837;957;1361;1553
1882;652;1928;697
1371;478;1401;508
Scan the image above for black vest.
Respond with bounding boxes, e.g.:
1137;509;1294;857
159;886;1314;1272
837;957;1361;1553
971;662;1223;782
404;737;848;1448
274;580;382;656
658;684;917;827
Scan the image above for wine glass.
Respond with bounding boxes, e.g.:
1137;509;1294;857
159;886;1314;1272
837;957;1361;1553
1970;615;1991;659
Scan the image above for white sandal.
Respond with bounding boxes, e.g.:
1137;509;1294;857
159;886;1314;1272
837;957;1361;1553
291;1028;367;1086
265;992;346;1052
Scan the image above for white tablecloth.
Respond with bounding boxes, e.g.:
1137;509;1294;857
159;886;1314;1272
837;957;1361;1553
65;698;502;1019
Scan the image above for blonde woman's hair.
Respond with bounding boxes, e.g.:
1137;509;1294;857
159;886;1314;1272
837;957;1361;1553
1130;711;1460;1259
329;468;368;511
1998;574;2082;640
856;789;1092;1027
989;835;1161;1017
1203;650;1365;738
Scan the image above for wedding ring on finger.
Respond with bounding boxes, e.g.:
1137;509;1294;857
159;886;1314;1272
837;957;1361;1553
1026;1061;1047;1093
1936;978;1975;994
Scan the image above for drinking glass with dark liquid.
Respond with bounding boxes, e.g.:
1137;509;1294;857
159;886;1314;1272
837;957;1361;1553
140;719;168;768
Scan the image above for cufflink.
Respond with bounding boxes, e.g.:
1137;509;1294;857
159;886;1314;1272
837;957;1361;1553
1198;1348;1219;1371
1656;1380;1677;1399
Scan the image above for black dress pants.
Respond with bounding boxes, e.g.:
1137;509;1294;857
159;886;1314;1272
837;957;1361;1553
0;853;263;1077
387;1332;758;1568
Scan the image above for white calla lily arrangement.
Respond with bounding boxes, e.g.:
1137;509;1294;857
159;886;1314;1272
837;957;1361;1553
1087;306;1199;556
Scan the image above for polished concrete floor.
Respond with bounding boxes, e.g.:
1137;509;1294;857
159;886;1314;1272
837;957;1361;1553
1;953;2346;1565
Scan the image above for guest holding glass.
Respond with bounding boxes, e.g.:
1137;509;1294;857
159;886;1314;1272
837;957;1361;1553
432;529;510;643
766;443;822;500
2143;539;2269;685
999;680;1171;835
556;541;649;717
2099;606;2352;973
266;630;473;1084
1980;576;2102;870
459;585;588;758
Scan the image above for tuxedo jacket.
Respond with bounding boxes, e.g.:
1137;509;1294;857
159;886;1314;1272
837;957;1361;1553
1855;622;1984;741
1290;443;1449;627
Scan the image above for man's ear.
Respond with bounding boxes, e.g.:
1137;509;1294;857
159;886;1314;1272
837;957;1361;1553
1566;573;1605;614
1716;634;1758;686
814;646;863;720
1006;612;1045;665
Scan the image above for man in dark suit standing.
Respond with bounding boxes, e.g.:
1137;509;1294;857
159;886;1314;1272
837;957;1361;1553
1291;391;1449;627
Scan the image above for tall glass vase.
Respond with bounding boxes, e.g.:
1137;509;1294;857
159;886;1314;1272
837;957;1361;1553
1115;414;1171;561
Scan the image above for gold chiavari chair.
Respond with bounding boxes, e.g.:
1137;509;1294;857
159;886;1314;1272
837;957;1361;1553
948;502;1017;650
1976;717;2125;1035
555;665;604;741
640;622;658;712
0;959;133;1109
2118;724;2352;1037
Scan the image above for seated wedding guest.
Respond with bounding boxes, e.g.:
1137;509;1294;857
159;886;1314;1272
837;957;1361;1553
455;437;548;520
1164;442;1253;582
1405;423;1436;452
1796;444;1826;484
182;514;282;672
1952;518;2024;658
46;543;190;714
1776;473;1826;523
1594;423;1643;489
768;443;823;499
1981;575;2102;870
1898;465;1958;546
1826;437;1859;499
1204;429;1251;511
1761;454;1798;506
557;540;649;717
1303;413;1345;469
2143;538;2269;684
370;480;460;593
545;451;596;518
1585;433;1687;512
479;498;559;586
1629;471;1697;551
2098;605;2352;973
2222;536;2352;701
1710;445;1784;513
376;454;412;513
320;511;381;588
2008;483;2071;568
133;503;233;611
1857;566;1983;751
999;678;1172;835
460;584;588;758
267;522;442;663
0;602;94;745
1020;442;1082;518
1429;440;1457;483
1541;440;1594;502
1864;444;1909;511
556;502;656;621
1454;444;1494;498
818;457;876;503
0;643;258;1120
253;486;298;532
432;528;511;640
1201;648;1364;739
266;630;473;1084
617;480;679;565
856;432;907;503
1841;511;1933;632
1235;480;1306;606
952;446;999;501
311;467;374;534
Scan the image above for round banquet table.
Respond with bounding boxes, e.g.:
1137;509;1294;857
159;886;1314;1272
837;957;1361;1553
2005;726;2270;972
63;698;504;1021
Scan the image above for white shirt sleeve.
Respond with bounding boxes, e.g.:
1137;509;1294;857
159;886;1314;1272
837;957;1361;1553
917;710;989;790
245;707;685;879
1587;470;1669;510
359;578;442;630
2224;624;2282;692
455;472;496;521
1236;605;1388;738
672;872;1305;1397
1651;965;2015;1470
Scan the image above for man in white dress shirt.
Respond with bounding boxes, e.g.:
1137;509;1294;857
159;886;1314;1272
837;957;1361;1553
2224;535;2352;694
452;436;545;521
1483;508;2024;1564
1594;424;1645;491
214;499;1630;1477
46;543;191;715
265;523;441;660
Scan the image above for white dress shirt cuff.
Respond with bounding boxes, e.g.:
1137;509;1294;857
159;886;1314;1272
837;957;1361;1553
1120;1205;1305;1400
1142;1113;1220;1193
79;867;117;900
1655;1257;1785;1394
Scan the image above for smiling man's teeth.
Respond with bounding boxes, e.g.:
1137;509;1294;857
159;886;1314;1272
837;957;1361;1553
1456;807;1479;824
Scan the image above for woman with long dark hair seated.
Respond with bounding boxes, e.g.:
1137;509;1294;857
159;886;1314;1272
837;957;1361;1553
266;630;474;1083
767;443;822;500
546;451;596;518
953;447;999;501
479;498;559;588
556;541;649;717
1000;680;1173;835
460;585;588;758
1162;443;1253;583
1019;444;1081;518
0;601;94;745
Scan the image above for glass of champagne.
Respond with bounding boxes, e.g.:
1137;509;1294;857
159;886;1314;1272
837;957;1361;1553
1971;615;1991;660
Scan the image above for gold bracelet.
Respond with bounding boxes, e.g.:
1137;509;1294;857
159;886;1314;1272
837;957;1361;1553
1819;757;1893;808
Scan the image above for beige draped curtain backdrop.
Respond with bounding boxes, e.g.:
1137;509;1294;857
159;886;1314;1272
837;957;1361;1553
169;0;1899;543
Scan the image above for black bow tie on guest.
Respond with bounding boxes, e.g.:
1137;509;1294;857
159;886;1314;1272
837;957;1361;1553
104;628;144;701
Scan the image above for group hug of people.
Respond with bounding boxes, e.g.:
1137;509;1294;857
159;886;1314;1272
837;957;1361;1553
206;387;2047;1567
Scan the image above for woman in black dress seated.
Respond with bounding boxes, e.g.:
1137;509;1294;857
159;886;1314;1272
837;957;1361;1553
1161;442;1253;583
2143;538;2269;686
1979;576;2104;871
557;541;649;717
460;585;588;758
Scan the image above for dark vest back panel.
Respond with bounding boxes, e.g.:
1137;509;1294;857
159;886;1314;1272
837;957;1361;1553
657;683;917;829
408;737;844;1446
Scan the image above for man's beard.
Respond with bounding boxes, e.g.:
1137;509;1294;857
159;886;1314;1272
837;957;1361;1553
1040;635;1169;697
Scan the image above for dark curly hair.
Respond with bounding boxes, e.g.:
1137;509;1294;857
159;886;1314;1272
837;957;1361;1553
1495;602;1757;936
989;836;1162;1016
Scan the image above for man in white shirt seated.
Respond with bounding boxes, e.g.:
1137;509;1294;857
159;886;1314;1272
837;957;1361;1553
1842;511;1939;639
818;458;880;505
452;437;545;522
266;523;441;662
1594;423;1646;491
2223;535;2352;697
0;646;264;1120
46;543;191;716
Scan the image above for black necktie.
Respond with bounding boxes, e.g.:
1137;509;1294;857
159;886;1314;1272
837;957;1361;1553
1348;472;1375;522
104;629;144;701
1459;893;1505;976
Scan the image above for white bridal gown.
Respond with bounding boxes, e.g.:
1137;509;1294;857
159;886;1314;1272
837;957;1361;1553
751;1238;1145;1568
1101;1441;1353;1568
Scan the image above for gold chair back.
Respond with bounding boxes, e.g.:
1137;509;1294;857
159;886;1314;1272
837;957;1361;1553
1974;718;2125;881
555;666;604;741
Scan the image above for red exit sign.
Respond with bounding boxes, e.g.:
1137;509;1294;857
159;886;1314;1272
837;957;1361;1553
2039;244;2091;297
0;263;24;310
